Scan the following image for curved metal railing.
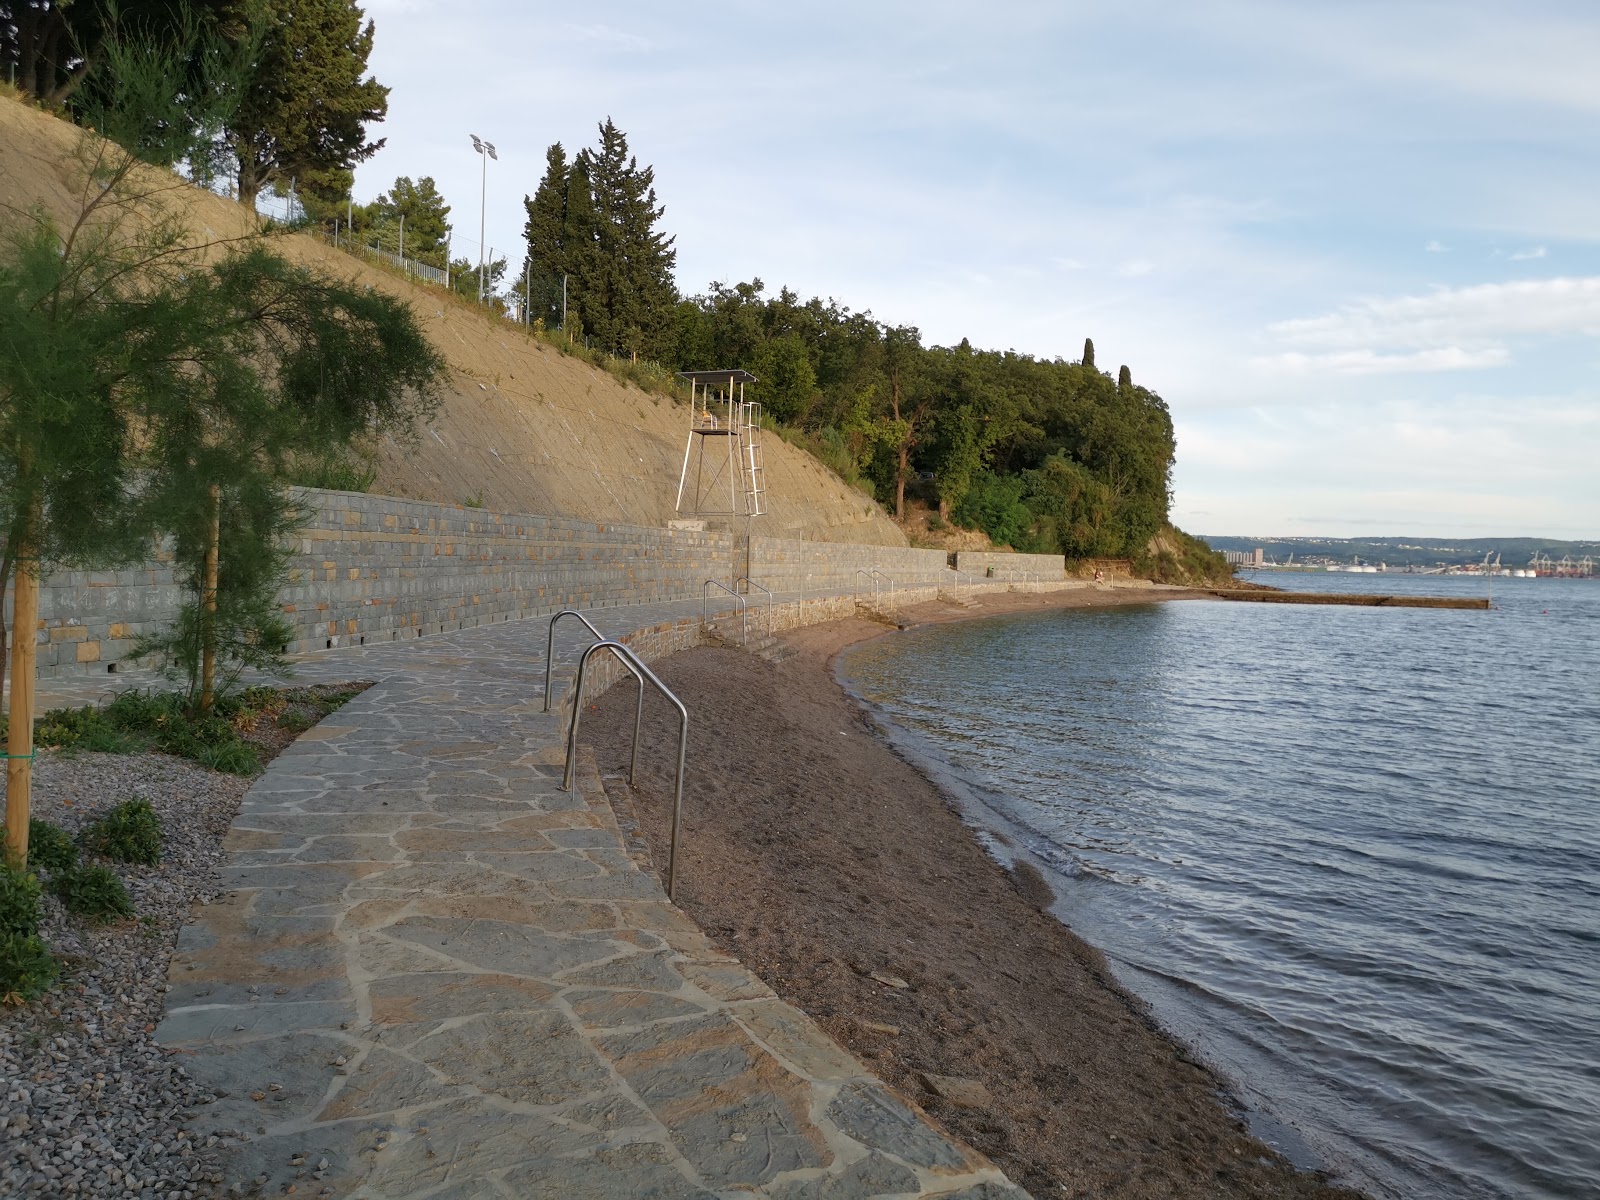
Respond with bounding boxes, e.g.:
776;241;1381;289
869;568;895;601
543;610;647;781
702;579;748;645
736;576;774;632
562;639;690;900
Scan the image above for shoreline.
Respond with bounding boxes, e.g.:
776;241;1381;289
583;586;1365;1199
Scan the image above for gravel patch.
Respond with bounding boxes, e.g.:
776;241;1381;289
2;750;249;1198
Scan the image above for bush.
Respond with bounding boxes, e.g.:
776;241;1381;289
80;799;163;866
0;932;59;1005
0;861;44;936
52;865;134;923
34;705;135;753
27;820;78;876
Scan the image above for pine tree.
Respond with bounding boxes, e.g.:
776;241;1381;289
226;0;389;207
369;176;452;267
1082;337;1095;369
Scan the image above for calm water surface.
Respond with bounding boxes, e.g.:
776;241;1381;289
840;574;1599;1200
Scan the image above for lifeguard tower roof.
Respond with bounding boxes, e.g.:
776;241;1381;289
676;369;759;387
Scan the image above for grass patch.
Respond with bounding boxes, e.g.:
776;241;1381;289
11;682;370;777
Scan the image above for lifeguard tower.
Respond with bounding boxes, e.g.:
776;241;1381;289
674;370;767;518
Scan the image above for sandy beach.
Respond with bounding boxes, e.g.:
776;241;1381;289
582;586;1364;1199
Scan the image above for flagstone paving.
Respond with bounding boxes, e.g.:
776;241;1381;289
154;596;1030;1198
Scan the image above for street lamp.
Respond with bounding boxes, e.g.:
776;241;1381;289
470;133;497;302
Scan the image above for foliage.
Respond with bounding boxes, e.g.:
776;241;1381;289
284;444;379;492
521;119;677;355
223;0;389;206
26;820;78;876
0;859;43;936
363;175;451;268
52;863;134;922
1133;526;1234;586
0;932;58;1004
953;472;1037;551
80;798;163;866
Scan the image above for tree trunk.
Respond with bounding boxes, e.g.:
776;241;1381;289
895;441;909;521
199;484;221;712
4;554;39;868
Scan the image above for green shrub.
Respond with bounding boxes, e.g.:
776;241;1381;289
52;865;134;923
0;932;59;1004
195;740;260;775
80;799;163;866
276;710;316;734
26;820;78;876
0;861;44;936
34;704;135;753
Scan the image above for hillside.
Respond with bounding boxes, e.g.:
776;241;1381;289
0;96;906;546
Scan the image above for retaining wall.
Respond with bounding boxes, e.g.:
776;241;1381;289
749;537;952;595
954;550;1066;581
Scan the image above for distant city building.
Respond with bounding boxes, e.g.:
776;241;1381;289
1223;549;1265;567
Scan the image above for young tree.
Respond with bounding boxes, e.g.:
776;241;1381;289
225;0;389;207
879;324;930;521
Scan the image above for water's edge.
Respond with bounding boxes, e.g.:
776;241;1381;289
830;633;1349;1185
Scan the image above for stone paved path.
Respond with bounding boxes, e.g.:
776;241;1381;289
154;596;1031;1198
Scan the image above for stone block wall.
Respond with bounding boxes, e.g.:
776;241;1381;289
23;488;734;685
281;490;731;654
954;550;1066;581
748;536;952;596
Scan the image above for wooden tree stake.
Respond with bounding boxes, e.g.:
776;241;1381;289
4;556;39;866
199;483;221;712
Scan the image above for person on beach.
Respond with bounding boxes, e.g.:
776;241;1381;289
1093;567;1104;583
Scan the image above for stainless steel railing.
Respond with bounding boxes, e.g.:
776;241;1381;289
736;576;774;632
543;610;647;781
562;639;690;900
702;579;748;645
869;568;895;601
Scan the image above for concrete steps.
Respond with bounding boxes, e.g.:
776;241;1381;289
704;622;797;663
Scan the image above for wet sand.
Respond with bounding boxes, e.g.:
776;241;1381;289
583;587;1364;1199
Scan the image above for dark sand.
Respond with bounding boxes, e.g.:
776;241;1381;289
583;587;1364;1199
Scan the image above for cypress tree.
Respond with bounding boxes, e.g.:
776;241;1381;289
1118;364;1132;391
521;143;572;327
1082;337;1095;369
571;118;677;357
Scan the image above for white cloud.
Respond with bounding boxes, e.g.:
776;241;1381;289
1252;347;1510;375
1425;239;1449;253
1267;277;1600;351
1508;245;1548;261
1117;259;1156;277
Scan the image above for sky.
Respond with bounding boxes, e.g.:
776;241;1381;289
353;0;1600;540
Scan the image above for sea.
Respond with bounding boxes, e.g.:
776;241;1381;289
838;572;1599;1200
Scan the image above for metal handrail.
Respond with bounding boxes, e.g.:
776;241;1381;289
562;639;690;900
949;568;973;592
736;576;774;632
702;579;748;645
869;568;895;600
543;610;647;782
854;568;874;601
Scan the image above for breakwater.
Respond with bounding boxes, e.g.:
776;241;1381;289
1209;588;1488;609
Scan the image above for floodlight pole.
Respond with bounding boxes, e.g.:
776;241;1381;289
470;134;497;303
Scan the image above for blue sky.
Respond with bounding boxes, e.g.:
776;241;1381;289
355;0;1600;539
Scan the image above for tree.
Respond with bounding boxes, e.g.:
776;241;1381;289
0;25;438;865
561;118;677;356
1082;337;1095;369
133;246;443;710
368;175;451;267
225;0;389;208
2;0;230;106
520;143;572;327
879;324;930;521
1118;364;1132;391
